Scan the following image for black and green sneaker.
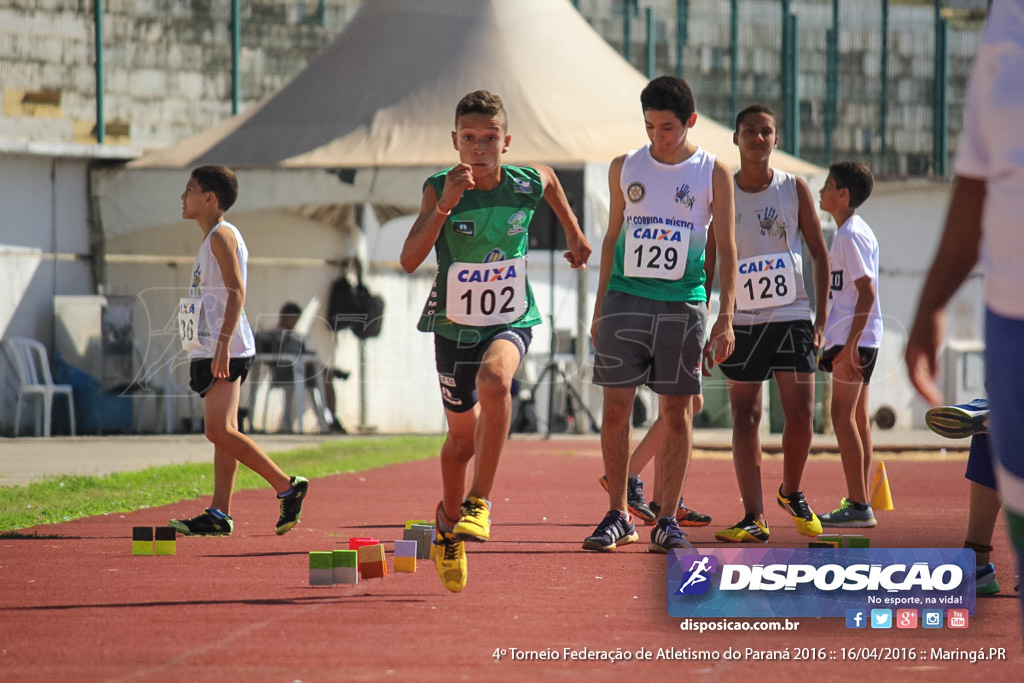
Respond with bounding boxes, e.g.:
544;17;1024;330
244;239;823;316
650;500;712;527
168;509;233;536
275;476;309;535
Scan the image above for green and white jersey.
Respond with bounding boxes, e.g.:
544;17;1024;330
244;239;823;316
609;144;716;302
417;165;544;342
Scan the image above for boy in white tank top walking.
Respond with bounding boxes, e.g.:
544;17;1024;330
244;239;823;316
169;165;308;537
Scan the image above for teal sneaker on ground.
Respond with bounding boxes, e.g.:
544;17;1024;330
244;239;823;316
977;563;1001;595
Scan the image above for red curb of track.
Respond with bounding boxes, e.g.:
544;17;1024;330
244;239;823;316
0;440;1020;682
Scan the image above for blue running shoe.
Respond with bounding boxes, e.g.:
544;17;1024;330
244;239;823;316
582;510;638;552
599;475;656;524
925;398;989;439
649;516;692;554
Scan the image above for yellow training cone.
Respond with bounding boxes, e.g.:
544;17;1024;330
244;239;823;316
870;461;894;510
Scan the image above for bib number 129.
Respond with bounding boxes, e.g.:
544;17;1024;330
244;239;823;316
632;244;678;273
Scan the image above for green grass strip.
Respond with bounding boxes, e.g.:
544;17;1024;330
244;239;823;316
0;435;443;533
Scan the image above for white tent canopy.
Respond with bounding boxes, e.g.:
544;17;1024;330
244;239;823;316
130;0;820;175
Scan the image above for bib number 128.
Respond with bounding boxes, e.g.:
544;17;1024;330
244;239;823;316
743;274;789;301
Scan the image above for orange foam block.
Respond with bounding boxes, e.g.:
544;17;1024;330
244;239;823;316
393;539;417;573
348;537;380;568
357;543;387;579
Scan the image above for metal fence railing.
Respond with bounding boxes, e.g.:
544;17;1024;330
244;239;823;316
1;0;987;178
574;0;988;177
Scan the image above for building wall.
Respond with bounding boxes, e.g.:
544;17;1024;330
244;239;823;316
0;154;95;344
2;1;986;178
1;0;363;151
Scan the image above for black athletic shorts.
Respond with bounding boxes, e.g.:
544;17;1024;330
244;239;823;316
719;319;816;382
434;328;531;413
189;357;253;397
817;345;878;384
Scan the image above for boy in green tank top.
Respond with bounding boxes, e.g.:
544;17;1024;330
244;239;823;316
401;90;591;592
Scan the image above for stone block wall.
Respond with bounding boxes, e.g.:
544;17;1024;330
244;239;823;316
2;0;986;177
1;0;361;150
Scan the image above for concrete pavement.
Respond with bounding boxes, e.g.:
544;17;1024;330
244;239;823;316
0;427;965;488
0;433;341;488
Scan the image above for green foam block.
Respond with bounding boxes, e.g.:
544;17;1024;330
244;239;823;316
332;549;358;568
309;551;333;569
845;535;871;548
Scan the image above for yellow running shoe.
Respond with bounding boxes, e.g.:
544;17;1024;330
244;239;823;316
454;496;491;542
776;486;823;537
714;513;770;543
433;529;467;593
434;502;467;592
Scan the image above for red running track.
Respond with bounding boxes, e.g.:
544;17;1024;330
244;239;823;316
0;439;1020;682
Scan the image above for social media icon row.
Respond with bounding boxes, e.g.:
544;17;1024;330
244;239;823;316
845;608;968;629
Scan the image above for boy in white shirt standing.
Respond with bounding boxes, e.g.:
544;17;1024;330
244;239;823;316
816;161;881;528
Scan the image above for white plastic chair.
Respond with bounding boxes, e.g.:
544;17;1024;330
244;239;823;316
1;338;76;437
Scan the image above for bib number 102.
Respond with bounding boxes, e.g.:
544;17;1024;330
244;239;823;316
459;286;516;317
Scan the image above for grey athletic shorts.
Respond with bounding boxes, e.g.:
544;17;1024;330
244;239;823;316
592;290;706;396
